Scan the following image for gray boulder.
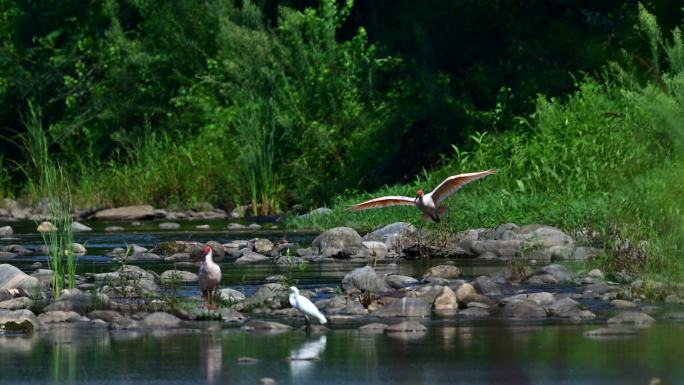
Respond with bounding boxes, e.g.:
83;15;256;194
317;296;366;315
143;312;182;328
0;226;13;237
502;299;547;319
363;241;391;259
0;264;39;291
384;321;426;333
90;205;155;220
234;251;270;264
43;288;109;314
247;283;288;309
607;311;655;327
516;224;574;248
219;288;246;304
473;276;503;296
160;270;198;283
0;297;34;310
385;274;419;289
88;310;123;323
253;238;275;254
342;266;387;293
312;227;367;258
422;265;461;280
363;222;417;249
71;222;92;232
159;222;181;230
0;309;43;332
38;310;83;323
241;320;292;332
547;297;595;319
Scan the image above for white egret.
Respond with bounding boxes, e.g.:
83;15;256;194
289;286;327;333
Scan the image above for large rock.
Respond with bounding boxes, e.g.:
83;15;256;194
0;264;39;291
469;240;523;258
0;226;13;237
423;265;461;280
502;299;547;319
234;251;271;264
38;310;83;323
473;276;503;296
90;205;155;220
0;309;43;332
363;222;417;249
37;221;57;232
433;286;458;310
455;283;476;303
241;320;292;332
374;297;431;317
516;225;574;248
362;241;391;259
547;297;595;319
317;295;366;315
607;311;655;327
342;266;387;293
385;274;419;289
43;288;110;314
246;283;288;309
0;297;34;310
253;238;275;254
312;227;368;258
71;222;92;232
160;270;198;283
143;312;182;328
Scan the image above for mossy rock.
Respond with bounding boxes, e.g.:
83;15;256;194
4;320;34;333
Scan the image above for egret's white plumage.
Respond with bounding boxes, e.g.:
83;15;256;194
289;286;327;325
199;245;221;304
350;169;497;222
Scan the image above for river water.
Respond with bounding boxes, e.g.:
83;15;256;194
1;220;683;384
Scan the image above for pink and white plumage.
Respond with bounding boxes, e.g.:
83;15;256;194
350;169;497;222
289;286;327;330
199;245;221;304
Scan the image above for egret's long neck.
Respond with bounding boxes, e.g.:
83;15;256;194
205;250;213;264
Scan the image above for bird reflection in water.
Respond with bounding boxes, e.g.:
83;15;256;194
289;335;327;379
200;332;223;384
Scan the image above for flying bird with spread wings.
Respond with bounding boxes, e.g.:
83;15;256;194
349;169;497;222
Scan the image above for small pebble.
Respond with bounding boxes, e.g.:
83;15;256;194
258;377;276;385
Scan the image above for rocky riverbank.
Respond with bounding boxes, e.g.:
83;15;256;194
0;220;683;338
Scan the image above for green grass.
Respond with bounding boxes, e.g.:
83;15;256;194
289;6;684;281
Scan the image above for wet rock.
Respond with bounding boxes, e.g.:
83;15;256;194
234;251;270;264
0;226;13;237
611;299;638;309
90;205;155;220
43;288;110;314
422;265;461;280
0;264;39;291
275;255;307;265
516;225;574;248
525;274;559;286
423;277;450;286
473;276;503;296
5;245;30;254
258;377;276;385
374;297;431;317
227;223;246;230
0;309;42;332
160;270;198;283
384;321;426;333
317;295;366;315
87;310;123;323
72;243;87;255
458;307;490;317
538;264;573;282
433;286;458;310
607;311;655;327
455;283;476;303
109;317;141;330
159;222;181;230
587;269;604;279
547;297;595;319
406;285;445;304
363;222;417;249
241;320;292;332
38;310;83;323
37;221;57;232
248;223;261;230
247;283;288;309
470;240;523;258
105;226;124;232
312;227;367;258
71;222;92;232
217;308;246;324
362;241;390;259
664;295;683;304
0;251;17;259
219;288;246;304
195;224;210;230
385;274;418;289
342;266;387;293
548;245;574;260
143;312;182;328
0;297;34;310
30;269;54;287
502;299;547;319
253;238;274;254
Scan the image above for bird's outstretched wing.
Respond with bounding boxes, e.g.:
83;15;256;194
429;169;497;205
349;196;416;211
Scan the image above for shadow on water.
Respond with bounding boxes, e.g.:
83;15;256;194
0;323;682;384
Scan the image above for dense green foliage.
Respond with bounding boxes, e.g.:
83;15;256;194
0;0;670;210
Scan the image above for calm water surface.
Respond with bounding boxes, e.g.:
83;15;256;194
0;323;682;385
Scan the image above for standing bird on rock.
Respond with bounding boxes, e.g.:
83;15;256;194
199;245;221;307
289;286;327;333
350;169;497;222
